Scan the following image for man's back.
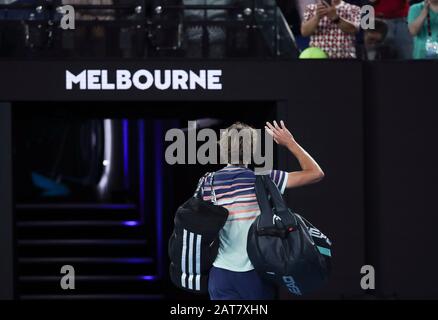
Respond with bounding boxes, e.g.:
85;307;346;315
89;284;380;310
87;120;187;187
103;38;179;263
201;166;288;271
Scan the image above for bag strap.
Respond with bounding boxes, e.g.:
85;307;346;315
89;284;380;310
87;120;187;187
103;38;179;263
194;172;210;198
261;175;288;212
255;174;297;229
254;175;272;216
194;172;217;204
209;172;218;205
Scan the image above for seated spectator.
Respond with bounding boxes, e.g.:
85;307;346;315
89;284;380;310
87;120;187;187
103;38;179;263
408;0;438;59
362;19;397;60
368;0;412;60
301;0;361;59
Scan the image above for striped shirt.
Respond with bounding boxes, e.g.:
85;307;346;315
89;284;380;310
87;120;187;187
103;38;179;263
201;165;288;272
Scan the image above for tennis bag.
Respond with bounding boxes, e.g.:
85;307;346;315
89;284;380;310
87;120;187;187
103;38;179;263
169;173;229;293
247;175;332;296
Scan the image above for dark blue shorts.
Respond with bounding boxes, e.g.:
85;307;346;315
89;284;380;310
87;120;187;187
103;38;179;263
208;266;276;300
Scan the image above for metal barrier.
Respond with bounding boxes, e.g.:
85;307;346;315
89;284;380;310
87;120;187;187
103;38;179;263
0;0;298;58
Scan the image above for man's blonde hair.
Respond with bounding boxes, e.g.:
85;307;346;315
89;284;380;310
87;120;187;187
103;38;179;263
219;122;258;165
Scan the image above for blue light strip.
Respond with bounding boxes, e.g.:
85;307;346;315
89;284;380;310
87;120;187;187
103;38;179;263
123;119;130;190
138;120;145;225
122;220;139;227
154;120;164;279
139;275;158;281
16;203;137;210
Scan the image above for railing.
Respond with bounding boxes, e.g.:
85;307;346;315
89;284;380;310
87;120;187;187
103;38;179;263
0;0;298;59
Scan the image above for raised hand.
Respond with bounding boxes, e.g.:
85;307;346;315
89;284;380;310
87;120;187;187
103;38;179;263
265;120;296;148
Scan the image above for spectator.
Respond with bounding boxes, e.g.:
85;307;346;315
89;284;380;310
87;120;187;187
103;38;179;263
362;19;397;60
408;0;438;59
301;0;361;58
368;0;412;59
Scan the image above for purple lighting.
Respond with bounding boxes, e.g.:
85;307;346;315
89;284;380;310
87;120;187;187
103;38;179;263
154;121;164;279
123;220;139;227
138;120;145;225
122;119;130;189
124;258;153;264
139;275;157;281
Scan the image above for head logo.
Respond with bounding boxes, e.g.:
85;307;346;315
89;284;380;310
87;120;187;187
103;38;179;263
272;214;282;225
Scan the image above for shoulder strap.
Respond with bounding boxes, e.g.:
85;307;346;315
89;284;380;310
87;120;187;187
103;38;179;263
261;175;288;212
194;172;217;204
209;172;218;205
255;174;297;229
194;172;210;198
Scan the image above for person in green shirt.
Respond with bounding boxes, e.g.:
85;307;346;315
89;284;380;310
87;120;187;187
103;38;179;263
408;0;438;59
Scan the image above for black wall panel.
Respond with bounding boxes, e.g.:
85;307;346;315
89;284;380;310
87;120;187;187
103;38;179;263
0;103;14;300
364;62;438;298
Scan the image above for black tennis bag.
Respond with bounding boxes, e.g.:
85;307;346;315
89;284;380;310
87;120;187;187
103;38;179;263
247;175;332;296
169;173;229;293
